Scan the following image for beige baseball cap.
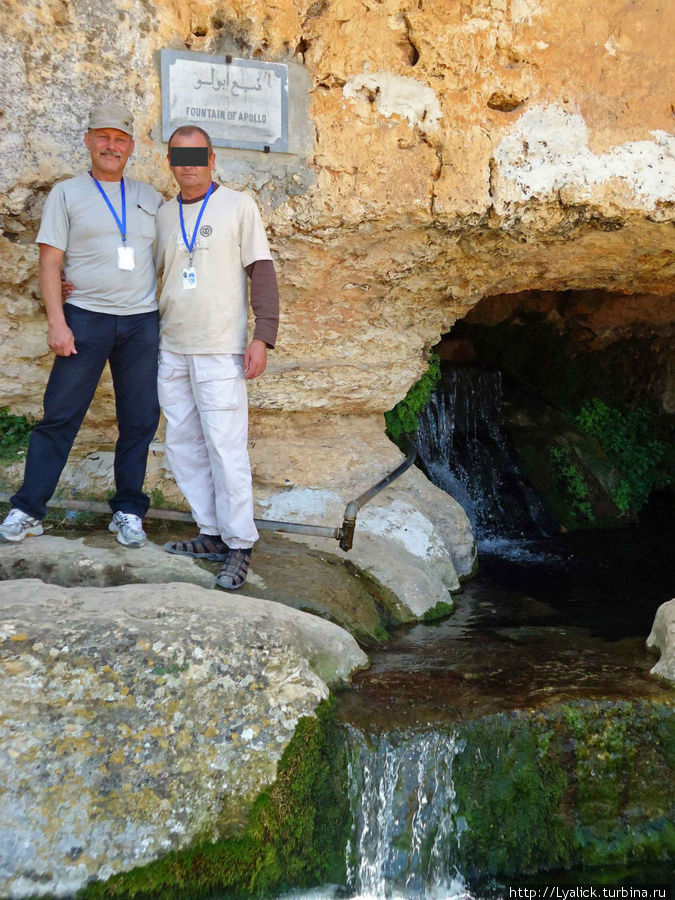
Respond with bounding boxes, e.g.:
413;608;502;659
88;102;134;136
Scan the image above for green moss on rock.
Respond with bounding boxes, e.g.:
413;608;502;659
385;351;441;445
453;712;574;875
77;698;349;900
563;701;675;867
453;701;675;878
18;700;674;898
421;600;454;622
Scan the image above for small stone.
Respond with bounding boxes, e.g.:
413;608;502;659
647;599;675;683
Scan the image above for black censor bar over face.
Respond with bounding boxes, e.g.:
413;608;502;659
170;147;210;166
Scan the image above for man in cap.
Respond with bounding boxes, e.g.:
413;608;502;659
155;125;279;589
0;102;162;548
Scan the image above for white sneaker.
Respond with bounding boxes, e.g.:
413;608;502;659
0;507;44;543
108;511;146;548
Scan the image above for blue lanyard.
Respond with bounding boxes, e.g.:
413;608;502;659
179;182;214;265
90;174;127;243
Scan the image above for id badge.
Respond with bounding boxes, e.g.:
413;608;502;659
182;266;197;290
117;245;135;270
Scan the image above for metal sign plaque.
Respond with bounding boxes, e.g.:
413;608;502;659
161;49;289;153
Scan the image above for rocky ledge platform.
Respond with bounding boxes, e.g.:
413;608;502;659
0;519;460;643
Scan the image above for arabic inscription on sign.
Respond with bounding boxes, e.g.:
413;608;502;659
161;50;289;153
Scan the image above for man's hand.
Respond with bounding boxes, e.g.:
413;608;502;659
39;244;77;356
48;321;77;356
60;271;75;302
244;339;267;380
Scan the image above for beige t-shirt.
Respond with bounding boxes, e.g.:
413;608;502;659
155;185;272;354
36;173;162;315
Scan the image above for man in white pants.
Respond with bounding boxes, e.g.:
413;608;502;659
155;126;279;589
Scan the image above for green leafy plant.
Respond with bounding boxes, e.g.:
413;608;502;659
0;407;35;461
549;445;595;523
385;351;442;444
149;487;168;508
575;399;670;514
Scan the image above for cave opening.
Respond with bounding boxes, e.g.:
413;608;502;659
397;287;675;636
417;288;674;541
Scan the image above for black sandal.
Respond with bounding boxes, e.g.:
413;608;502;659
215;548;252;590
164;533;230;561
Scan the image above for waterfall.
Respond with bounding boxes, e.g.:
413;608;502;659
414;367;555;540
345;727;471;899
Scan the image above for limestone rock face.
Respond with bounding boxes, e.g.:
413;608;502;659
2;0;673;417
0;578;367;898
647;599;675;683
245;412;477;585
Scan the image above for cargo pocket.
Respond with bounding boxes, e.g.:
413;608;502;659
157;363;181;408
195;367;240;411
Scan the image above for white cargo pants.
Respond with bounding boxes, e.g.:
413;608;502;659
157;350;258;548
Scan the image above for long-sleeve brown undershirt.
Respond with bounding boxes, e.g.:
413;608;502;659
181;183;280;349
245;259;279;348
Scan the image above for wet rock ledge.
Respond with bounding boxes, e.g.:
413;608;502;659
0;578;367;899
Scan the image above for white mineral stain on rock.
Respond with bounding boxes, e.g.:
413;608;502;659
464;18;491;33
343;72;442;133
357;500;447;560
510;0;542;24
259;488;343;523
494;105;675;209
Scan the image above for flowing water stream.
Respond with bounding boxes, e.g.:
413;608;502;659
413;367;557;540
344;727;469;899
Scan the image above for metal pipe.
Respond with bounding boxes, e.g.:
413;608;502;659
348;442;417;512
254;519;340;539
0;492;337;534
338;440;417;551
0;493;193;522
0;440;417;553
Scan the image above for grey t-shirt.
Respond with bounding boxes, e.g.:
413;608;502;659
36;173;162;315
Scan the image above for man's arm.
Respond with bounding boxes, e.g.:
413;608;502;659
38;244;77;356
244;259;279;380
